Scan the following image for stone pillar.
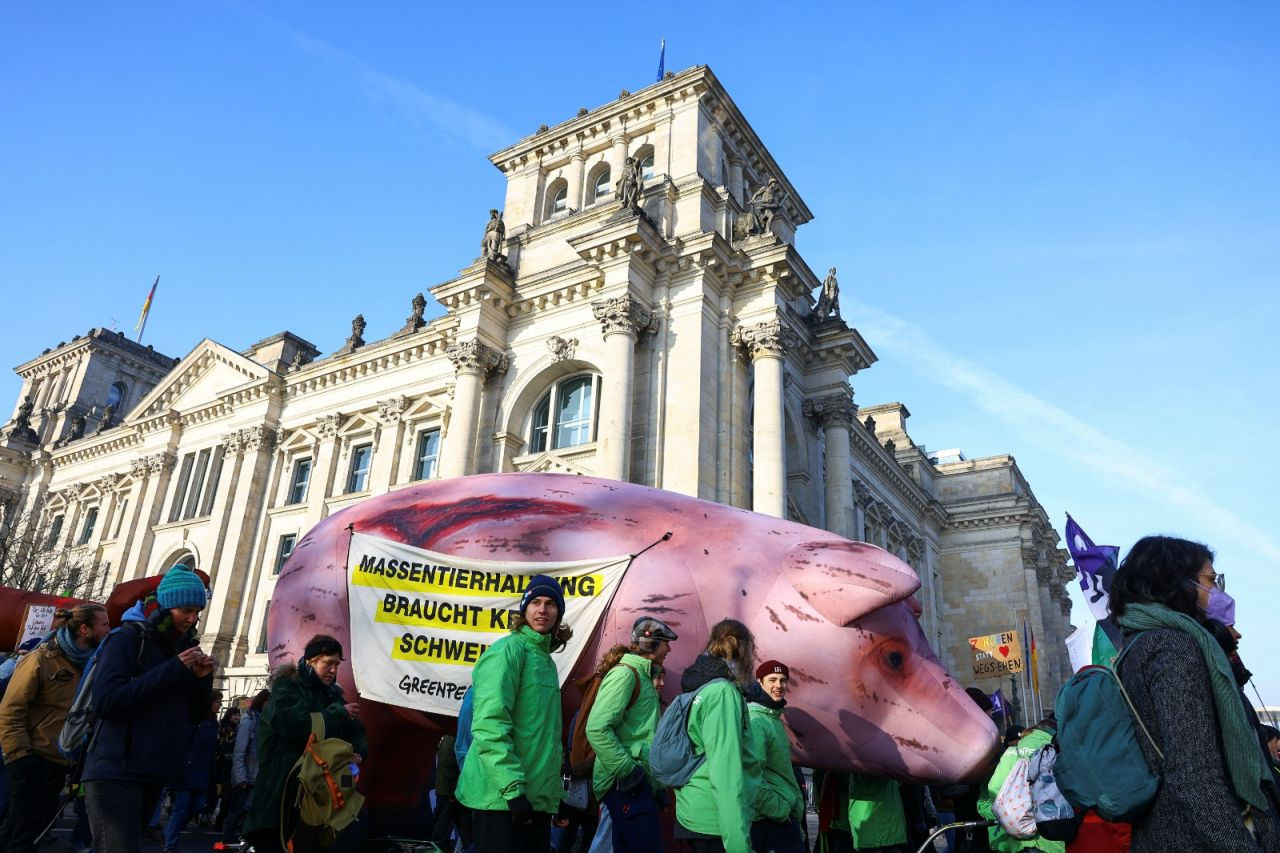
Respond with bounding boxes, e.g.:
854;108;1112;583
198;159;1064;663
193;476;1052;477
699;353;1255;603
610;134;629;186
121;452;176;579
566;150;586;213
439;340;506;479
730;319;798;518
303;415;344;530
592;296;652;481
371;397;407;489
728;157;744;203
804;389;856;538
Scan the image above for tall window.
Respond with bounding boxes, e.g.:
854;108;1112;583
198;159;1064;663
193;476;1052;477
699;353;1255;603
640;152;655;180
168;446;223;522
413;429;441;480
256;600;271;654
287;457;312;504
45;515;64;551
275;534;297;574
550;185;568;216
106;381;127;410
530;374;600;453
77;508;98;546
347;444;373;493
593;168;611;202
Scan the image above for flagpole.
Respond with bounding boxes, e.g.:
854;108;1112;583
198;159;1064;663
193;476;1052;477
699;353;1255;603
135;275;159;344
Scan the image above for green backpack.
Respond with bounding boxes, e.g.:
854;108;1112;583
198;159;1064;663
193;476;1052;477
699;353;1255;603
1052;641;1163;822
282;712;365;852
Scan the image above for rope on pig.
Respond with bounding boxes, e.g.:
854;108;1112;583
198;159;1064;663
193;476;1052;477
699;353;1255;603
631;530;673;560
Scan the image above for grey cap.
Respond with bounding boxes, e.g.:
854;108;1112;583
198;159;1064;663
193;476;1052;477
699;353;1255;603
632;616;678;649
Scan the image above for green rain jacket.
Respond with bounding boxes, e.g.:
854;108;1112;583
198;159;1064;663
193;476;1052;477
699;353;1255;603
584;653;659;798
455;626;563;814
978;727;1065;853
674;679;754;853
747;701;804;823
848;773;908;850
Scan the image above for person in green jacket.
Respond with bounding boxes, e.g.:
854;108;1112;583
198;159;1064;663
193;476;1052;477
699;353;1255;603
674;618;758;853
584;615;679;852
748;659;805;853
456;575;570;853
977;721;1064;853
847;773;907;853
242;634;367;853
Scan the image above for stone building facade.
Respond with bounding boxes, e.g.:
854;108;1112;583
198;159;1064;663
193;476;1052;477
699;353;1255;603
0;66;1074;709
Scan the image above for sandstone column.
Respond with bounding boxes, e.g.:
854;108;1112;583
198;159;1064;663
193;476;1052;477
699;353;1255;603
592;295;652;481
440;340;506;479
121;452;176;579
731;319;798;518
610;134;629;186
567;150;586;212
804;389;856;537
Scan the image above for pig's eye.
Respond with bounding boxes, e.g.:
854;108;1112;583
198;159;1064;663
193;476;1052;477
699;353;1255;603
886;650;904;670
871;639;911;678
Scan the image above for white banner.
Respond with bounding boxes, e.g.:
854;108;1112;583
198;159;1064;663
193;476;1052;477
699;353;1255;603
345;531;633;716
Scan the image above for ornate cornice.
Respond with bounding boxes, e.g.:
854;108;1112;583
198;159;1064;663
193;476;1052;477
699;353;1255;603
802;388;856;430
592;296;654;338
446;340;508;378
146;452;176;476
316;414;345;440
730;318;799;360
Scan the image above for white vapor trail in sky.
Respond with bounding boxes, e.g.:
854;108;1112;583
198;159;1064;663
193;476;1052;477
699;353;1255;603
847;298;1280;564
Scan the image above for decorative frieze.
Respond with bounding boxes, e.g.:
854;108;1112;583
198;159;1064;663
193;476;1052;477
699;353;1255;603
316;414;346;440
446;340;508;378
592;296;653;338
730;319;799;360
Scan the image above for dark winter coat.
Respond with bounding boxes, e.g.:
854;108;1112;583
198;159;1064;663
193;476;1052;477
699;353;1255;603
81;617;213;786
1118;628;1280;852
242;662;368;836
177;717;219;790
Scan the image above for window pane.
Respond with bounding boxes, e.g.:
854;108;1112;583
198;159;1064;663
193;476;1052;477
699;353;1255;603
288;458;312;504
199;447;225;516
594;170;611;199
168;454;195;522
640;154;655;180
275;534;296;574
531;396;550;453
46;515;64;550
77;508;98;545
553;376;594;449
257;600;271;654
348;444;372;493
184;448;212;519
414;430;441;480
106;382;125;410
552;186;567;213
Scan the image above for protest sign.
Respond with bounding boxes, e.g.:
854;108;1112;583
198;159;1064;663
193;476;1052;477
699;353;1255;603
969;629;1024;680
346;531;632;716
16;604;56;648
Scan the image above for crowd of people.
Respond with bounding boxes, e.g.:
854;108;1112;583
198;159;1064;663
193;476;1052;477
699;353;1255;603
1;534;1279;853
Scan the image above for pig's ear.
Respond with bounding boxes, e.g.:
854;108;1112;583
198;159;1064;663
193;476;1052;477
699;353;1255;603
781;540;921;626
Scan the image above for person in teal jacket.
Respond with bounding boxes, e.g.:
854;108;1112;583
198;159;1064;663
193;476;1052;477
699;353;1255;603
748;659;805;853
674;618;758;853
584;616;678;852
977;722;1065;853
847;773;907;852
456;575;571;853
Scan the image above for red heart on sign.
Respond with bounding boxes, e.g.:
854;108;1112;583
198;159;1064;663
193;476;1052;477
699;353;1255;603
998;645;1010;658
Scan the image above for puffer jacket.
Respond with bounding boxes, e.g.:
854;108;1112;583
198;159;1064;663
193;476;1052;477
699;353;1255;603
0;637;82;764
673;654;754;853
585;652;659;798
455;626;563;813
82;609;213;785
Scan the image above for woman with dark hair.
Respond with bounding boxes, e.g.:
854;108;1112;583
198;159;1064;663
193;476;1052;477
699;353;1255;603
1110;535;1280;851
674;618;758;852
242;635;366;853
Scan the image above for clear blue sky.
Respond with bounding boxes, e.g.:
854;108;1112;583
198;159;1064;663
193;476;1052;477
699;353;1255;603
3;3;1278;703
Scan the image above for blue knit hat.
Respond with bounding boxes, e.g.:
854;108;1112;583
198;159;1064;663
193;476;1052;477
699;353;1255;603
520;574;565;623
157;564;208;610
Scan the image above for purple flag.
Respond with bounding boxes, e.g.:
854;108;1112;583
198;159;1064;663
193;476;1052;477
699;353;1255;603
1065;514;1121;623
989;688;1007;719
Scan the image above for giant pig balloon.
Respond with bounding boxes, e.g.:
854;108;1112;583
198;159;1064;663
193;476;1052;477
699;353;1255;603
270;473;998;818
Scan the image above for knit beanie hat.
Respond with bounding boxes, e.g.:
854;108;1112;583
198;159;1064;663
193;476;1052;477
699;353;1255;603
520;574;565;622
756;659;789;681
632;616;678;651
156;564;208;610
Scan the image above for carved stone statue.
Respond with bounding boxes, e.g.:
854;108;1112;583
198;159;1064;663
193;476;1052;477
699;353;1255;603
863;414;877;433
812;267;841;322
399;292;427;336
6;395;38;443
337;314;366;355
747;178;785;236
96;404;116;433
57;413;87;447
481;209;506;262
616;157;644;211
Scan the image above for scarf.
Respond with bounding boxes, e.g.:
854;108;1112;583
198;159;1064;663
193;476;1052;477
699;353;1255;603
1115;602;1269;812
298;659;344;702
144;595;200;649
54;625;93;669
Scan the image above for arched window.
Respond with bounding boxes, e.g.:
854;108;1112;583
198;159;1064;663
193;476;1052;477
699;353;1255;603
530;374;600;453
162;550;196;571
640;153;655;181
106;381;126;410
593;168;612;202
544;178;569;220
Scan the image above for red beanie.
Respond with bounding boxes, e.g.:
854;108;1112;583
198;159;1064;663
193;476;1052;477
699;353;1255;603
756;660;789;680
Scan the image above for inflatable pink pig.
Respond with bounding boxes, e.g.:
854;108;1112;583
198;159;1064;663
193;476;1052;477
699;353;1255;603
268;473;998;822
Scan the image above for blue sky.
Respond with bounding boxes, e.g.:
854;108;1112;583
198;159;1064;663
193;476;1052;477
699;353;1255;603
3;3;1278;704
